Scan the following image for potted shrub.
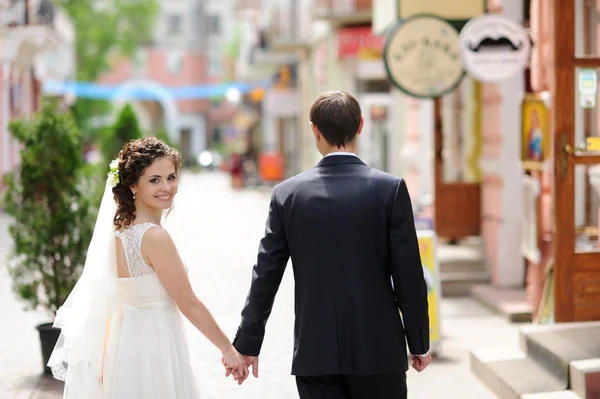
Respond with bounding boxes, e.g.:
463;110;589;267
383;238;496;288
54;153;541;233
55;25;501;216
2;99;95;373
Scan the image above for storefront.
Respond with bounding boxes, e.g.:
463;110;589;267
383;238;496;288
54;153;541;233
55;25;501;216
378;1;529;294
528;0;600;321
374;0;600;322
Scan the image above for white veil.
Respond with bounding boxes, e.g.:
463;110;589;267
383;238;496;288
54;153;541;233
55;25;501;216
48;182;118;398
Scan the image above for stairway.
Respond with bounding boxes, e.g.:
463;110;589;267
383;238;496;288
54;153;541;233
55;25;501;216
438;237;489;296
470;322;600;398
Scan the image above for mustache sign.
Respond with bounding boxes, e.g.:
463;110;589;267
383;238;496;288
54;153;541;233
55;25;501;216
467;37;524;52
459;14;531;82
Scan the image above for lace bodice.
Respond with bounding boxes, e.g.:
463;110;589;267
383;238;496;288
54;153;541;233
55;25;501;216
116;222;157;277
115;223;173;329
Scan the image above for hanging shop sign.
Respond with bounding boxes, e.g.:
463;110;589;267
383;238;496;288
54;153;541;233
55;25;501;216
337;26;385;61
459;14;531;82
398;0;486;22
383;15;464;99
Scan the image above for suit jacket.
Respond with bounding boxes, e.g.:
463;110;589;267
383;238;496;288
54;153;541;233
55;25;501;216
233;154;430;376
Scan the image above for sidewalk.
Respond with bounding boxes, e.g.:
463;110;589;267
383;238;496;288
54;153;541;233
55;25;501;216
0;172;525;398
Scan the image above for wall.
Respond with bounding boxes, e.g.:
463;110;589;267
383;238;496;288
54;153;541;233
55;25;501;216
527;0;554;312
475;0;526;287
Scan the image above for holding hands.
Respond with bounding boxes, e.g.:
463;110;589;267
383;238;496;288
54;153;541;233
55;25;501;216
221;348;259;385
220;344;249;385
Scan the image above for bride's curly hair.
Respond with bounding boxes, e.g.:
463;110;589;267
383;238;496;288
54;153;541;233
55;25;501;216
112;137;182;229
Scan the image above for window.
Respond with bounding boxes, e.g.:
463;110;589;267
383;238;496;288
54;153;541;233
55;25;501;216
168;14;182;35
209;55;221;76
166;51;183;74
134;49;146;75
208;15;221;35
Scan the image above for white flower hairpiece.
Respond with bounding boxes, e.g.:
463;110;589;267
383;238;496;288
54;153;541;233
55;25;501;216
107;159;120;187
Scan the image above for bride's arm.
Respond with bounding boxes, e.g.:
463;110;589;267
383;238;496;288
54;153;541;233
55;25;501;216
142;227;247;377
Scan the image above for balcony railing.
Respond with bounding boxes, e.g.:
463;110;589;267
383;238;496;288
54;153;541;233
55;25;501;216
269;6;311;49
0;0;75;70
313;0;372;25
2;0;74;39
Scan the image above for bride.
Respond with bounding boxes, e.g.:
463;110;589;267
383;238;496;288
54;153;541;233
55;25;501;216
48;137;247;398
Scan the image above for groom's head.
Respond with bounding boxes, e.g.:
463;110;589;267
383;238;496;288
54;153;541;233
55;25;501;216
310;91;363;154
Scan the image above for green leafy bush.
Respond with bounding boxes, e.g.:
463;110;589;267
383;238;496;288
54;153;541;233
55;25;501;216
2;99;95;315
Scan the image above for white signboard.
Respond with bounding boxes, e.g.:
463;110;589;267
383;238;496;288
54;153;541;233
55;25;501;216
384;15;464;98
459;14;531;82
578;68;597;108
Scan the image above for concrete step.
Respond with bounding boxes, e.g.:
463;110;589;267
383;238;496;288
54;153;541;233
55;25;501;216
441;269;489;297
519;324;600;387
438;243;484;274
521;391;582;399
471;323;600;399
438;242;488;296
470;346;566;399
471;284;533;322
570;358;600;399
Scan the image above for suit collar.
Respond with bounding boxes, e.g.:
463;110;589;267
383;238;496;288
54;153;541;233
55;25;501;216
316;154;366;168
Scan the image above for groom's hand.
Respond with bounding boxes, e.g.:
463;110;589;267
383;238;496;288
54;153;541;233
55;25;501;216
243;355;259;379
410;353;432;372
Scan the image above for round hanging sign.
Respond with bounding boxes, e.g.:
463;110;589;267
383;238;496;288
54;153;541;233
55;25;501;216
459;14;531;82
383;15;465;99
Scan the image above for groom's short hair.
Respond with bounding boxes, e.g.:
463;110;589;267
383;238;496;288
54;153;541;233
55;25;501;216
310;91;362;148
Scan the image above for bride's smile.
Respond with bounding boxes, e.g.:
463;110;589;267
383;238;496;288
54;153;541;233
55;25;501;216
131;157;179;211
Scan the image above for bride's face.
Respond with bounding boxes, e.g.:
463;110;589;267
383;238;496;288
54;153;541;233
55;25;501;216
131;157;179;210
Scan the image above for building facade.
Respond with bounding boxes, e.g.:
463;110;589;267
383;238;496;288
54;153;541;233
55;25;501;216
0;0;75;194
100;0;212;164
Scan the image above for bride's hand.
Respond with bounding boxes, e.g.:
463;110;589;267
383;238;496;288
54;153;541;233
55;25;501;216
221;344;248;384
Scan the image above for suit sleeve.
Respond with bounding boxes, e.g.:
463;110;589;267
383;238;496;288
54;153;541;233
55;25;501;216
388;179;430;355
233;187;290;356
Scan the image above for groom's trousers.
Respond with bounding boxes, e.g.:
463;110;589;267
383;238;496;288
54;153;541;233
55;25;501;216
295;373;407;399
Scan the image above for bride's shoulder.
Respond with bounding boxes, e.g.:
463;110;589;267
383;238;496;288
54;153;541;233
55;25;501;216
142;225;176;250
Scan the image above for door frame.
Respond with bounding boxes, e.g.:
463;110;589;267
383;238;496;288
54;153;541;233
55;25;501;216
433;85;482;239
553;0;600;322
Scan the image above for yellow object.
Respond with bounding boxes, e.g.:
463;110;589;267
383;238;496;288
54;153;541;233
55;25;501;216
586;137;600;151
250;88;264;102
417;232;441;344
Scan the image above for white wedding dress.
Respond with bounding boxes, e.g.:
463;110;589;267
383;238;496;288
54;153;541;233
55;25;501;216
101;222;200;398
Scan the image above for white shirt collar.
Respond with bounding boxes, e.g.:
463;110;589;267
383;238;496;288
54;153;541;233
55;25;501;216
325;152;359;158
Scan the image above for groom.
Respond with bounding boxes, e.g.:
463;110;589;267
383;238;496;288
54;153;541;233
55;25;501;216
232;91;431;398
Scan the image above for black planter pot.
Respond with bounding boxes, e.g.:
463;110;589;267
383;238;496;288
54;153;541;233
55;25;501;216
36;322;61;375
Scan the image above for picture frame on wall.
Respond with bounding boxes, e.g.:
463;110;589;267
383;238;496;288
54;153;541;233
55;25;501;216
521;93;551;169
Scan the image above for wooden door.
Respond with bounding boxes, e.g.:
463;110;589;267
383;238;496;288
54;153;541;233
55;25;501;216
434;82;481;238
553;0;600;321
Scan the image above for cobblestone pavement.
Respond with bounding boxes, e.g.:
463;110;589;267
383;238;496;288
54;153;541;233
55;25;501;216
0;171;524;399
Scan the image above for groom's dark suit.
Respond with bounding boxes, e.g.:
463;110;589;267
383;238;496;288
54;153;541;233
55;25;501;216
233;154;430;399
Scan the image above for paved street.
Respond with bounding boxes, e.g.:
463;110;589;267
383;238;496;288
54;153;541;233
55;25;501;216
0;171;524;398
